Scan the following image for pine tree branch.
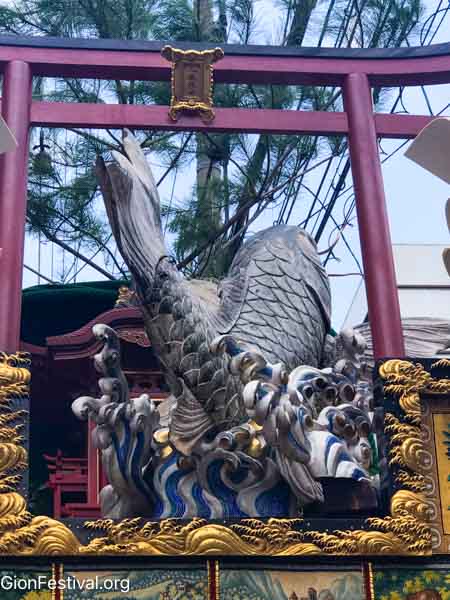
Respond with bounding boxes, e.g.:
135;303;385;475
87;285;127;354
177;154;332;270
28;217;117;281
157;133;193;186
43;203;127;277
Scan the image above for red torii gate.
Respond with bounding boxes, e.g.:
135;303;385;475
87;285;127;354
1;36;449;358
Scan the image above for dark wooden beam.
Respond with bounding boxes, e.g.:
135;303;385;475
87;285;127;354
0;34;448;59
0;36;448;86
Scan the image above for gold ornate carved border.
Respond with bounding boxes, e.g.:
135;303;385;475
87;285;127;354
415;358;450;553
0;356;440;556
0;352;79;555
379;359;450;556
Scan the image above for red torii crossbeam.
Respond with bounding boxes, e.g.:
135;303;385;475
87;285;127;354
1;36;449;357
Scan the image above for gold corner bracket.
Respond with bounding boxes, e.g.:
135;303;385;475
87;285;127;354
161;45;224;123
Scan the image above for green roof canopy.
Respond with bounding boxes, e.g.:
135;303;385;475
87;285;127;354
21;280;128;346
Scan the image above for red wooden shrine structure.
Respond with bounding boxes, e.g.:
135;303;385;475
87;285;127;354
0;35;449;517
25;303;168;517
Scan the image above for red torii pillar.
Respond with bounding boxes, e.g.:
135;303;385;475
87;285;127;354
343;73;405;358
0;60;32;353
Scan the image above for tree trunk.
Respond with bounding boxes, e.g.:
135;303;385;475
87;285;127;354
192;0;226;275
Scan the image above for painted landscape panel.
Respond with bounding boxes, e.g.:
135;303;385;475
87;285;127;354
373;567;450;600
219;569;365;600
63;568;208;599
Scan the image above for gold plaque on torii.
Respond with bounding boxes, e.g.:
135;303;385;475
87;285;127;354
161;45;224;122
